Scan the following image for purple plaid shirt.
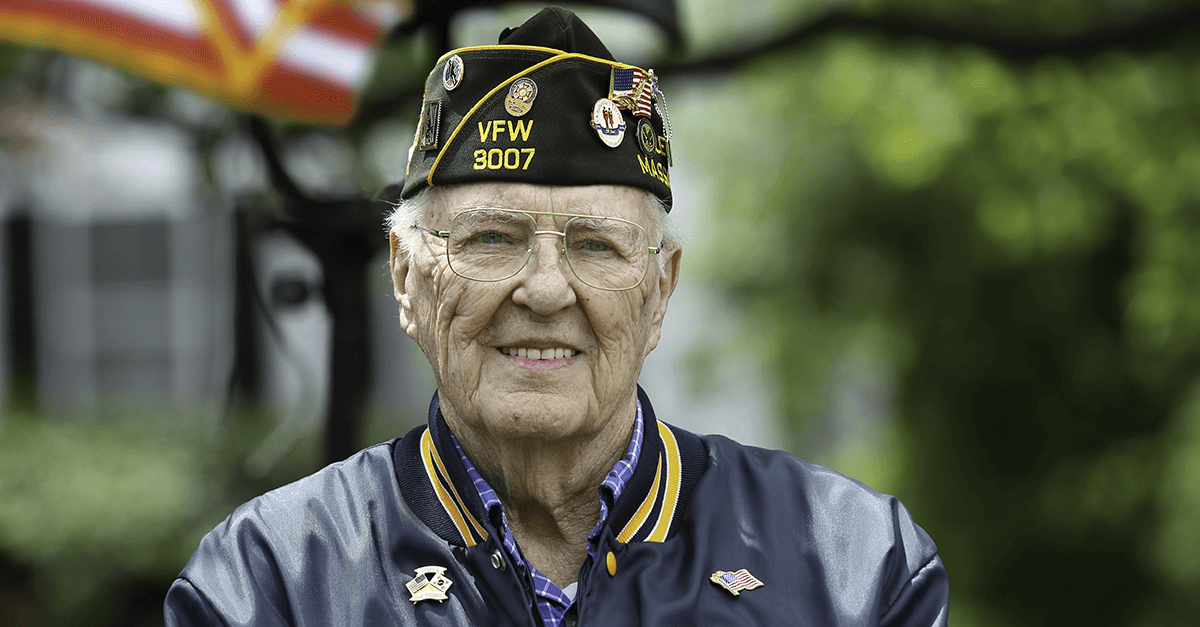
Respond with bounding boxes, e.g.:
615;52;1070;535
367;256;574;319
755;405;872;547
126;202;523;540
452;401;645;627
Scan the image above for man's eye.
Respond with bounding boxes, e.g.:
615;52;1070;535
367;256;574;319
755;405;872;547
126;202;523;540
474;232;506;244
583;240;611;252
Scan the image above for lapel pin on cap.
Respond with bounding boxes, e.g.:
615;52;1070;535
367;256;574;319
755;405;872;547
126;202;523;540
591;98;625;147
505;78;538;117
443;55;464;91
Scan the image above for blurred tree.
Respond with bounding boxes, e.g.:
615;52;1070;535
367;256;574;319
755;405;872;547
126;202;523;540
683;5;1200;625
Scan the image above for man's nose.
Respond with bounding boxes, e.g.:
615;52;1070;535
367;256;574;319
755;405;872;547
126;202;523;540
511;232;576;314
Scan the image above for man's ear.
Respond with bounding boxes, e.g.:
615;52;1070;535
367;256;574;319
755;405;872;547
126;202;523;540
644;241;682;356
389;232;418;340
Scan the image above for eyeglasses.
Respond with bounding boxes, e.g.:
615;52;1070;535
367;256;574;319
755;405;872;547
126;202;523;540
413;208;661;291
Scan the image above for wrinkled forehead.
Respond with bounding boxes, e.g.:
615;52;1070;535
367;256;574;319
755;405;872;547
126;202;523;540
428;182;649;225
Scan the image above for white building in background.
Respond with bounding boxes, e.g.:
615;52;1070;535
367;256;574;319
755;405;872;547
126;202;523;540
2;111;234;416
0;96;436;458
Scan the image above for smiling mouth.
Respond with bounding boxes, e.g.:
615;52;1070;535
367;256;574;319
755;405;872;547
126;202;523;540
499;347;577;360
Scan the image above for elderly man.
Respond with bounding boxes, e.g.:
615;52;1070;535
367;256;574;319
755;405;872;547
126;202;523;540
166;7;948;626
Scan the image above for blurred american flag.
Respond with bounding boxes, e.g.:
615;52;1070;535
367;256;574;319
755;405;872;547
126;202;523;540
0;0;411;125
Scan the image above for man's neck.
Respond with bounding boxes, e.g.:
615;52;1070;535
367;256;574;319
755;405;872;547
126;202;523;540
448;408;634;587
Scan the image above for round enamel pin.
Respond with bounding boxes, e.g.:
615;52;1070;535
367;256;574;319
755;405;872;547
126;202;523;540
505;78;537;117
591;98;626;148
442;55;464;91
637;119;656;155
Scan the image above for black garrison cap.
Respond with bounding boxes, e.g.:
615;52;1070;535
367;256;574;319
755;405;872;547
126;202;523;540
400;6;674;210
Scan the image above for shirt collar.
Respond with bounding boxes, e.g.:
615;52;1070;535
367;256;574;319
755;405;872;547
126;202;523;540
449;401;647;625
450;399;645;544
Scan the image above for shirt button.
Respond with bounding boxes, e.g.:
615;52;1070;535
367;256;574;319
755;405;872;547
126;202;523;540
606;551;617;576
490;549;507;571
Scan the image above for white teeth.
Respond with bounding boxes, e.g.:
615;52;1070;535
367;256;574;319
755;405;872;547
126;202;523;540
502;347;576;359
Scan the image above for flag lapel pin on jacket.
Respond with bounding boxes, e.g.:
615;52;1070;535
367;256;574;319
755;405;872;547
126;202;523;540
710;569;764;596
407;566;453;604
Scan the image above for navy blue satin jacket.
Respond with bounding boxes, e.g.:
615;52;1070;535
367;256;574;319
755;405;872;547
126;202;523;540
165;389;949;626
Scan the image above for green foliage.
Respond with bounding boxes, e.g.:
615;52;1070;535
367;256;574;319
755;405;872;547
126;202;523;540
688;29;1200;627
0;409;323;626
0;41;25;81
853;0;1186;34
1156;384;1200;593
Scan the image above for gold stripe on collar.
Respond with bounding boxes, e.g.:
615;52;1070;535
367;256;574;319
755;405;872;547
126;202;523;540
645;421;682;542
420;430;487;546
616;454;662;543
616;421;683;543
425;432;489;542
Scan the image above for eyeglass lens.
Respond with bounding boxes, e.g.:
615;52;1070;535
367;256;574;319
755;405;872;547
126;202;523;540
447;209;649;290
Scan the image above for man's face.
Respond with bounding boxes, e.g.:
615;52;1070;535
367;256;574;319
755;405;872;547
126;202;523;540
391;183;681;445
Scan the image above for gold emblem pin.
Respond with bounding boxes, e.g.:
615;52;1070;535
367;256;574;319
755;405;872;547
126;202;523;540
407;566;453;604
505;78;538;117
710;569;764;596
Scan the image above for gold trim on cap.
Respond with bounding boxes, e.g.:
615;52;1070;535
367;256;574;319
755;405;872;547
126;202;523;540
425;50;648;188
436;44;643;69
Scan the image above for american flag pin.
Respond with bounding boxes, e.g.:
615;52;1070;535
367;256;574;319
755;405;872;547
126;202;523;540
609;67;657;119
710;569;765;596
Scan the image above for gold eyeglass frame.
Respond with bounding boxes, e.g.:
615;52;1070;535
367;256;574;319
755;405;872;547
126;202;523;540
413;209;662;291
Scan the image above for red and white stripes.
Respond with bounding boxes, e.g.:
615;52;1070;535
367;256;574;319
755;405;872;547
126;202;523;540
0;0;409;124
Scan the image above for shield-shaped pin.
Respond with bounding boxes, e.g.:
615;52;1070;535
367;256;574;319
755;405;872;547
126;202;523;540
407;566;454;604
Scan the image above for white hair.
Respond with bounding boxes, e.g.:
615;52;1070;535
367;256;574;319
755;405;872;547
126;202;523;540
385;187;679;268
384;188;431;262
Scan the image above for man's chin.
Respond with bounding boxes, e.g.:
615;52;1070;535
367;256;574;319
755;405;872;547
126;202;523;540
468;387;593;440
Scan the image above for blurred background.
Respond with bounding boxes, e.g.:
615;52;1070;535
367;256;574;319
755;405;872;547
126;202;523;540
3;0;1200;625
